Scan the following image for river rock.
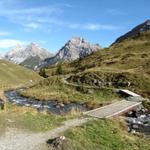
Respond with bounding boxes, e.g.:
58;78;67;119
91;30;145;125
46;136;66;148
56;105;60;109
59;103;65;107
55;103;65;108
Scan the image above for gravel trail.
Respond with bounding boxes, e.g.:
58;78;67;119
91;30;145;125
0;117;92;150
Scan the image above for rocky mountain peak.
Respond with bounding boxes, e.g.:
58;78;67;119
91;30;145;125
11;44;24;51
38;37;101;69
138;19;150;32
25;43;40;51
145;19;150;25
14;44;23;49
68;37;85;44
58;36;101;60
5;45;24;57
67;37;91;46
26;42;39;49
5;43;52;64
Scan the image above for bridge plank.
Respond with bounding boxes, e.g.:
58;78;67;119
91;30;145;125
84;100;141;118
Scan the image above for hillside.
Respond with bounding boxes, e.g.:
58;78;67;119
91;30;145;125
40;30;150;101
62;119;150;150
68;32;150;96
64;31;150;97
0;60;41;87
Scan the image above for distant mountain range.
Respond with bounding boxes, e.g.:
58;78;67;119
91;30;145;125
4;43;53;70
2;37;101;70
2;19;150;70
114;19;150;43
38;37;101;69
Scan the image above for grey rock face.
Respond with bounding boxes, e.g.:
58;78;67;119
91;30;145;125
39;37;101;68
114;19;150;43
5;43;52;64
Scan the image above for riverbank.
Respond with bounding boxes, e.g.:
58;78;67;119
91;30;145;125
0;104;68;133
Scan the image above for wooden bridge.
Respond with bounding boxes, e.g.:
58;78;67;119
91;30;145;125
84;90;143;119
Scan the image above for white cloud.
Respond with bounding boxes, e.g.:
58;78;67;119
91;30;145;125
0;1;121;32
0;1;66;31
0;31;12;35
106;9;127;15
23;22;41;30
83;23;118;30
0;39;25;48
84;24;100;30
68;23;80;29
68;23;118;31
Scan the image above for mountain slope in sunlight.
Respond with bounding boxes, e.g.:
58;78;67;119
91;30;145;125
0;60;41;86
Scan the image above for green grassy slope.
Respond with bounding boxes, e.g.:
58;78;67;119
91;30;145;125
67;31;150;70
0;104;65;132
0;60;41;91
0;60;41;85
62;119;150;150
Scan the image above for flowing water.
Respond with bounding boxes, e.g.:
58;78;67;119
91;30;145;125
5;89;88;115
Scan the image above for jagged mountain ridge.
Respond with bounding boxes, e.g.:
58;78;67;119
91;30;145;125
5;43;52;64
39;37;101;68
114;19;150;43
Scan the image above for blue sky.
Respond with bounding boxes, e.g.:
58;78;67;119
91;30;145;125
0;0;149;53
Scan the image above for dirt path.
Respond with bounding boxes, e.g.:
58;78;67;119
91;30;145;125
0;117;92;150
